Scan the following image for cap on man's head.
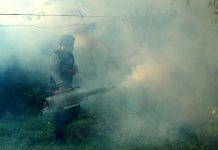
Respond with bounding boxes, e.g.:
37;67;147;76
59;34;75;46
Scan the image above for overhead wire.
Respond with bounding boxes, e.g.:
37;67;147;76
0;12;122;28
0;20;119;29
0;13;121;18
0;24;86;28
0;20;122;29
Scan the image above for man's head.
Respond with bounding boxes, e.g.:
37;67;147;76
59;34;75;52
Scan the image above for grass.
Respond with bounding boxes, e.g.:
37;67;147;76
0;111;216;150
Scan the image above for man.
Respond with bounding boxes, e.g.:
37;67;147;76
49;34;80;140
50;34;78;92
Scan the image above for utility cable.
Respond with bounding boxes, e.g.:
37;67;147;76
0;18;119;29
0;13;121;19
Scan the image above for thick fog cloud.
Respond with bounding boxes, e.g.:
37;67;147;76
75;0;218;142
1;0;218;144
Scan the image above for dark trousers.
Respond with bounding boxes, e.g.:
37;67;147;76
54;105;80;140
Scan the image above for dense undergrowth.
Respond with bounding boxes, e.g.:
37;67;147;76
0;109;217;150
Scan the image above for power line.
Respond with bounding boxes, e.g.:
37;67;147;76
0;19;119;29
0;11;122;29
0;24;86;28
0;13;121;18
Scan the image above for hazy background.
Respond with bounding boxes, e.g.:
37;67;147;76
0;0;218;144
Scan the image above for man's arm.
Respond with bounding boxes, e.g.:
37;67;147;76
69;54;78;75
72;63;78;75
50;53;64;87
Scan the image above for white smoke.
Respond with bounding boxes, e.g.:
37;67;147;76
0;0;218;144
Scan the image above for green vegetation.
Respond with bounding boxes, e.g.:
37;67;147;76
0;110;217;150
0;82;217;149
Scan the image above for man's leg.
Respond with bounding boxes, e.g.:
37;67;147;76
54;109;65;141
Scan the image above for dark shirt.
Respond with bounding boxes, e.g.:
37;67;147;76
50;50;78;89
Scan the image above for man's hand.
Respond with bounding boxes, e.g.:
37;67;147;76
59;86;65;93
67;69;75;76
67;65;78;76
51;86;65;96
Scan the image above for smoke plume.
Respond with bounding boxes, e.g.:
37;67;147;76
0;0;218;145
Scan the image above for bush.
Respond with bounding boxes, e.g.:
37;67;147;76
0;113;54;149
